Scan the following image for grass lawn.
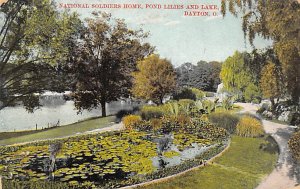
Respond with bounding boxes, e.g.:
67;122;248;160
0;116;114;146
140;136;278;189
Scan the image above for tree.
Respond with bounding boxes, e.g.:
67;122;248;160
132;54;176;104
175;61;221;91
220;51;256;101
69;12;153;117
244;83;261;103
175;63;196;88
222;0;300;104
0;0;80;111
260;62;283;110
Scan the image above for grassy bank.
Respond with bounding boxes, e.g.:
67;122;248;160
0;116;114;146
140;136;278;189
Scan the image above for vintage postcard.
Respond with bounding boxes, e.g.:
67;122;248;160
0;0;299;189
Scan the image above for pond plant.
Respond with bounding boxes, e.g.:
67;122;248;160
0;101;231;188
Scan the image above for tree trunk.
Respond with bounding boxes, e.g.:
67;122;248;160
270;97;275;112
101;101;106;117
159;97;163;105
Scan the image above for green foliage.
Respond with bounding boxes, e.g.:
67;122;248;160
202;100;216;114
132;54;176;104
162;151;180;158
173;88;196;101
178;99;195;115
70;12;153;116
190;88;206;100
123;115;142;130
260;61;283;108
222;0;300;104
140;105;165;120
173;88;205;101
208;112;240;134
141;136;278;189
221;96;234;110
288;131;300;162
166;102;180;117
220;51;252;94
236;116;265;137
244;83;261;103
220;51;260;102
3;180;74;189
0;117;229;189
0;0;81;111
175;61;222;92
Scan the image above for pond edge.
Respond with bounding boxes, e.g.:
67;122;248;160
119;139;232;189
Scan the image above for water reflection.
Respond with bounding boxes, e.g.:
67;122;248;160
0;94;135;132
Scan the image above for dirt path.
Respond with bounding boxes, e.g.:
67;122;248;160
84;122;123;134
236;103;299;189
2;122;124;147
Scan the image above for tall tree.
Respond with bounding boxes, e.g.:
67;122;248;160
0;0;80;111
260;61;283;110
176;61;221;91
220;51;253;98
69;12;153;117
132;54;176;104
222;0;300;104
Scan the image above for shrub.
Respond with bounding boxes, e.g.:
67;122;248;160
140;105;165;120
290;112;300;126
236;116;264;137
239;113;262;123
115;107;140;123
150;118;163;131
202;100;216;113
244;83;261;103
208;112;240;134
173;88;196;101
166;102;180;117
178;99;195;115
221;96;234;110
288;131;300;161
122;115;142;130
190;88;205;100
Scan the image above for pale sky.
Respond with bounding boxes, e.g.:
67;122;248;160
55;0;273;66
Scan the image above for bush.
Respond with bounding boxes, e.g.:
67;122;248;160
122;115;142;130
178;99;195;115
140;105;165;120
221;96;234;110
115;107;140;123
290;112;300;126
190;88;205;100
236;116;264;137
239;113;262;123
202;100;216;113
150;118;163;131
288;131;300;161
244;83;261;103
208;112;240;134
173;88;196;101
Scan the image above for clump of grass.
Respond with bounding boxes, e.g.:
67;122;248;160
140;106;165;120
208;112;240;134
236;116;264;137
122;115;142;130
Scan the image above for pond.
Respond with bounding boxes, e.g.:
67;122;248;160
0;92;136;132
0;130;226;188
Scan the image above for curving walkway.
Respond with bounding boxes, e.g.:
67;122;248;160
236;103;299;189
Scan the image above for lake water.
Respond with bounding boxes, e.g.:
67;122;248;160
0;94;135;132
